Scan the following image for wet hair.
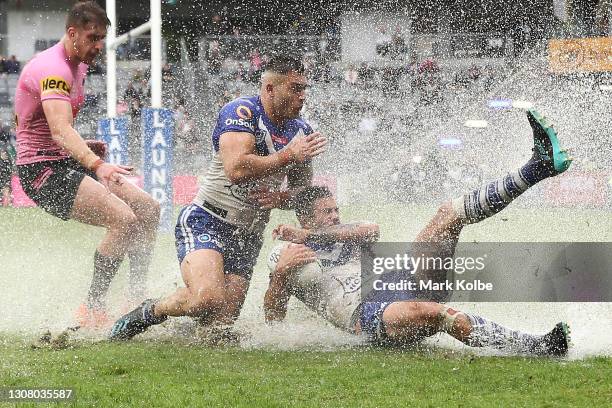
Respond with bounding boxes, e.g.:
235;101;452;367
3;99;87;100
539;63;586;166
264;54;305;76
66;1;110;30
294;186;333;219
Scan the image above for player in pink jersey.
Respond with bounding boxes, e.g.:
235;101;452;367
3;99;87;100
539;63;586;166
14;1;160;329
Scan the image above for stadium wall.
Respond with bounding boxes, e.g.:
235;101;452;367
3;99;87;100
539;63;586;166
6;10;64;61
340;12;411;64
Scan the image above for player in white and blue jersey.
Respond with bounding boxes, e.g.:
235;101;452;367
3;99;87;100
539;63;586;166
265;110;572;356
110;55;328;340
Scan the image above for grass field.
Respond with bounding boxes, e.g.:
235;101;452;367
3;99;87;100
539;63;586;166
1;338;611;407
1;204;611;407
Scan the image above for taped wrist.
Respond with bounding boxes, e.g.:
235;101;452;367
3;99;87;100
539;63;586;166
82;150;102;170
91;158;104;172
439;305;465;333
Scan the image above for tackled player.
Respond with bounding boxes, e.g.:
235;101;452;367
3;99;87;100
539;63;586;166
265;110;572;356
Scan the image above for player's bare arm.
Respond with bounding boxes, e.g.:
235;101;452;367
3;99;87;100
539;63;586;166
42;99;132;186
264;244;317;322
273;222;380;244
220;130;327;184
249;162;313;210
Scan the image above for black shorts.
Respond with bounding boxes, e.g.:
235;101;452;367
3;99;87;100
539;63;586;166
17;159;96;220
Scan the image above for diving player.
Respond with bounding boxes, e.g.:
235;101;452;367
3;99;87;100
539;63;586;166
265;110;572;356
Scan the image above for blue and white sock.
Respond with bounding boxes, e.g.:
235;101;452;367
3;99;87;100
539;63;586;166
464;313;542;353
452;159;553;224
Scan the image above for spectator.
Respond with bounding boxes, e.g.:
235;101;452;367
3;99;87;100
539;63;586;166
162;63;174;82
375;26;392;57
5;55;20;74
314;34;333;82
248;49;263;82
130;68;146;84
467;65;482;82
124;82;144;122
207;40;222;75
210;13;230;36
414;58;442;104
87;60;104;75
358;62;374;86
389;29;407;60
344;66;359;85
0;125;15;206
0;56;8;94
235;62;248;82
174;98;197;157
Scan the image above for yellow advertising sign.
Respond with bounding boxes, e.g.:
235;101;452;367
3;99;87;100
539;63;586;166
548;37;612;74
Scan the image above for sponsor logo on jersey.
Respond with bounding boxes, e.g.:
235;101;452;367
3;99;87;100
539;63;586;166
228;181;257;201
225;117;255;132
236;105;253;119
335;276;361;294
271;134;289;144
40;76;71;96
269;250;280;264
255;128;268;144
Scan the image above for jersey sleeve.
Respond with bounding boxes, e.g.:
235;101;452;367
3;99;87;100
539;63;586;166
35;63;74;103
217;99;257;135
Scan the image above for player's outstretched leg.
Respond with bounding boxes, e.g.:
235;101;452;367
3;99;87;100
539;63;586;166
415;109;573;263
108;299;167;341
439;305;571;356
382;302;571;356
452;108;572;225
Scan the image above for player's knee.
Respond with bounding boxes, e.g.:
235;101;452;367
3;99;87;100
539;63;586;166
400;302;441;325
146;198;161;221
139;198;161;228
436;201;456;219
108;208;139;232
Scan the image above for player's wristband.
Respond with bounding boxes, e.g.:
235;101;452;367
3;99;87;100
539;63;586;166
91;159;105;172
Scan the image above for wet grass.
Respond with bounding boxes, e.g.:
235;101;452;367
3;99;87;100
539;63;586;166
0;338;610;407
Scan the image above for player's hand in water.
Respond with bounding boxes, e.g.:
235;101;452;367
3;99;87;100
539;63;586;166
249;188;290;209
275;243;317;277
95;162;134;189
283;131;328;163
273;224;310;243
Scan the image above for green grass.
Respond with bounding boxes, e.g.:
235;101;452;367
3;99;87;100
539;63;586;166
1;205;611;407
1;338;611;407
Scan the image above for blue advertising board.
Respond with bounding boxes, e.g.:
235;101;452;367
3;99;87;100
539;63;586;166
96;117;129;165
142;107;174;231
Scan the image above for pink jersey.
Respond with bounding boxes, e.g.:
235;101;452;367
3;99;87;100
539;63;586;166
14;42;88;165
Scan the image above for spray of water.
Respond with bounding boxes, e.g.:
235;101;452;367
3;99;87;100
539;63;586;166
1;33;610;358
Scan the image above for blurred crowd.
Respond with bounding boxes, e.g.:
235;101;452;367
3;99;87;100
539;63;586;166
0;123;15;206
0;55;21;74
